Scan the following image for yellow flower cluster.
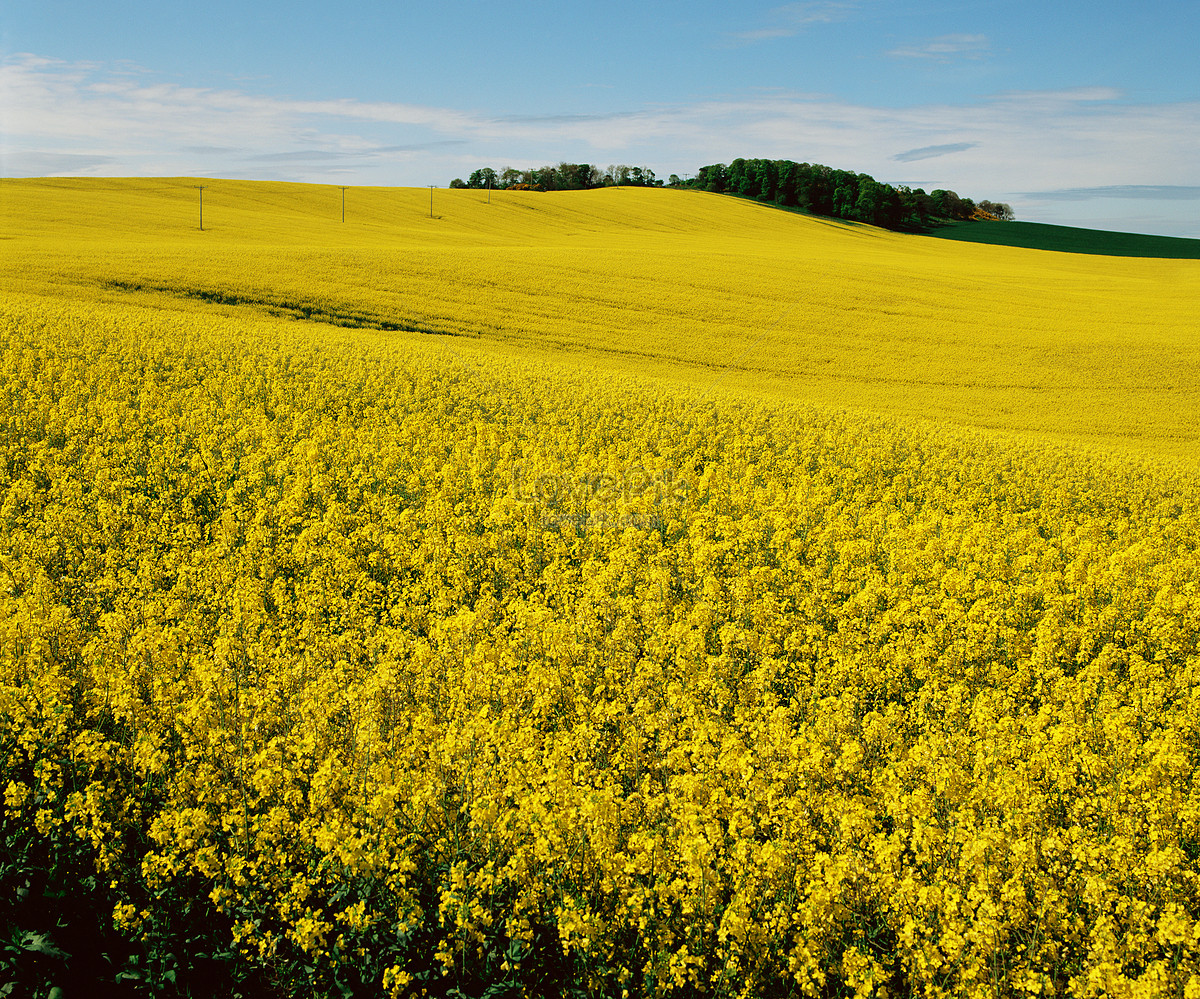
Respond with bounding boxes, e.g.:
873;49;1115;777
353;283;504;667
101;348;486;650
3;281;1199;995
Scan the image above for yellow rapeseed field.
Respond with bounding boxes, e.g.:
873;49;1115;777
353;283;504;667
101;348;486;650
3;177;1199;462
2;178;1199;997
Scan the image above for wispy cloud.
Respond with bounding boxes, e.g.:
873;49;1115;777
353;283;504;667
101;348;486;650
499;110;651;125
1022;185;1200;201
730;2;863;44
888;33;990;61
893;142;977;162
246;150;360;163
245;141;467;163
0;151;116;173
993;86;1121;103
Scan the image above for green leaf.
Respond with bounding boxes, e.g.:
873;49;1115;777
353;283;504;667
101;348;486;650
20;933;68;960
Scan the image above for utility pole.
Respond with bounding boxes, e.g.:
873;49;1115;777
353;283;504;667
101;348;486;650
338;186;348;222
195;185;207;230
487;177;491;204
428;184;435;218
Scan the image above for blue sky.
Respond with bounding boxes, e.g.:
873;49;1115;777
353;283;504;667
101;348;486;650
3;0;1198;235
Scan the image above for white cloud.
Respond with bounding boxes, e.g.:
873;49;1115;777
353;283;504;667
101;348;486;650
991;86;1123;104
1;151;116;173
730;2;864;44
1023;185;1200;201
888;33;990;61
893;142;977;162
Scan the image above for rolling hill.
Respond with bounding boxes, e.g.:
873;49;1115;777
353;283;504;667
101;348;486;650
3;177;1198;466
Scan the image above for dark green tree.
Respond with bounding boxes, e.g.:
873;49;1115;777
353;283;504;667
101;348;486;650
775;160;800;207
694;163;728;193
853;176;881;223
755;160;778;203
467;167;499;190
832;182;855;219
726;159;750;198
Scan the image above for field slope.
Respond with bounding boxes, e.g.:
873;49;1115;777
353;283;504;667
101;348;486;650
3;176;1199;465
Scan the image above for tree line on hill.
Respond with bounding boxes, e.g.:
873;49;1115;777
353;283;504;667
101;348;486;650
686;158;1013;229
449;158;1013;231
450;163;663;192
